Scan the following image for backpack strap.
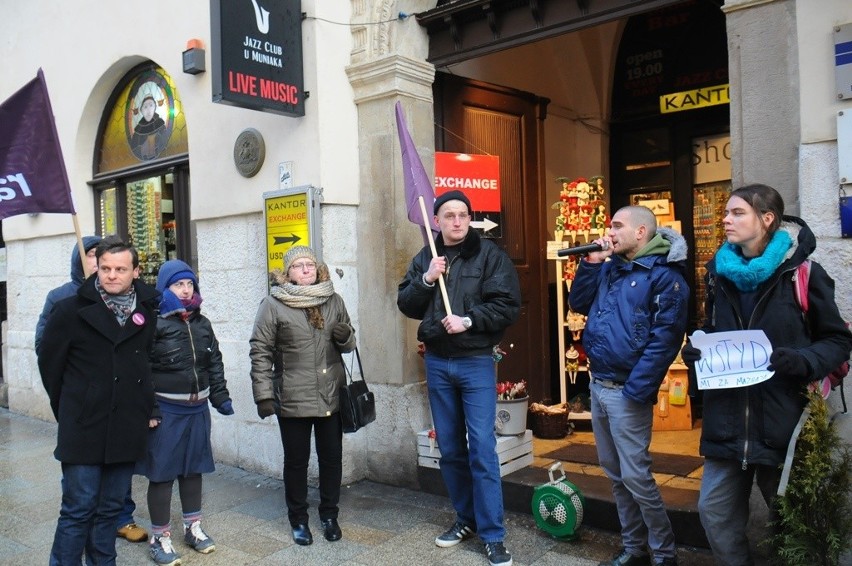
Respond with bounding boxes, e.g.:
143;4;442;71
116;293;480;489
792;259;811;315
794;261;835;401
794;260;849;412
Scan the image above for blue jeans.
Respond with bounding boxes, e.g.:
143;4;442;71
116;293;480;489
698;457;781;566
590;381;676;561
50;462;135;566
424;352;504;542
116;488;136;528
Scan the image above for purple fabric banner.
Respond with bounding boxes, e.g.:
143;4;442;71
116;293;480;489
0;69;76;219
395;101;437;246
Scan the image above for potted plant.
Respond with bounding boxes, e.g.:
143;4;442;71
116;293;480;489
495;378;528;436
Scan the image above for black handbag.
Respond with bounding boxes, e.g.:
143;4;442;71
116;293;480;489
339;347;375;433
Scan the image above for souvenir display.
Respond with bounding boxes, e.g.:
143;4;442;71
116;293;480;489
550;175;608;412
127;178;165;285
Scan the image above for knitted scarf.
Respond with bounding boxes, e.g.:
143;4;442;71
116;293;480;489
270;280;334;329
96;278;136;327
159;289;202;320
715;229;793;292
270;280;333;308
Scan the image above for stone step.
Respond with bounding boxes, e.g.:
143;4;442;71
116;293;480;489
417;463;709;549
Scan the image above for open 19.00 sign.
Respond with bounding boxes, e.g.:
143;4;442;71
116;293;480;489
434;152;502;238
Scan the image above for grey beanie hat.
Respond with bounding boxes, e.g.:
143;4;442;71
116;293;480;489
283;245;318;271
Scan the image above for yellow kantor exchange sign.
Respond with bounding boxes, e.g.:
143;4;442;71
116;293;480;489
659;84;729;114
265;192;310;274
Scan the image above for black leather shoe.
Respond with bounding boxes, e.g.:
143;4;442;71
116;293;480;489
320;518;342;541
291;523;313;546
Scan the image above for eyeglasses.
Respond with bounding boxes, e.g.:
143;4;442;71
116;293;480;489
441;212;470;222
290;261;317;271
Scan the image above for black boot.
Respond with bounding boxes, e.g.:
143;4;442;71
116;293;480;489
320;518;342;541
291;523;313;546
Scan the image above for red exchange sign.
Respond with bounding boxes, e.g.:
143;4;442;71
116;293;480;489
434;152;501;213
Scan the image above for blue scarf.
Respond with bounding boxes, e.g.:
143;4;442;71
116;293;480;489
714;230;793;292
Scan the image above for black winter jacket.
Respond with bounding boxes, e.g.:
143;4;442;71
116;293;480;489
38;276;160;465
149;311;230;415
699;217;852;467
397;229;521;357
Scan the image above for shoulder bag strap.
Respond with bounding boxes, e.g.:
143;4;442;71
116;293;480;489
353;347;366;382
342;347;365;384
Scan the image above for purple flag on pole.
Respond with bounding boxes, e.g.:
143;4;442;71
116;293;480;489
0;69;76;220
395;101;437;246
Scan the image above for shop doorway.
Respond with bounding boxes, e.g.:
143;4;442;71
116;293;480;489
434;73;551;400
423;0;729;411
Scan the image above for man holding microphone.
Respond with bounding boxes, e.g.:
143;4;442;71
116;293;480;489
568;205;689;566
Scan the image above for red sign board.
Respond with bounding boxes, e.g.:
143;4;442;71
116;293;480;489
434;152;501;212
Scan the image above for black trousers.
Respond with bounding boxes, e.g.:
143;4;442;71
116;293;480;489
276;413;343;525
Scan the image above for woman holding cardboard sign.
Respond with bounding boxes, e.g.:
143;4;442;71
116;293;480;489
681;184;852;565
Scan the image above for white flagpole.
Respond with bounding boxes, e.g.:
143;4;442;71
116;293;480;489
417;196;452;316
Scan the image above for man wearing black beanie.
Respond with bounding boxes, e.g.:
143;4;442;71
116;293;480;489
398;191;521;566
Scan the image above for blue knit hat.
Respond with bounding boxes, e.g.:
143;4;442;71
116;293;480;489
156;259;198;293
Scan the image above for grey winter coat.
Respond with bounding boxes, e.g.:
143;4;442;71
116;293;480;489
249;292;355;418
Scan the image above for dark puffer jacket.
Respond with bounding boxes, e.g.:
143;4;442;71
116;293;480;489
700;217;852;467
569;227;690;404
149;311;230;414
397;229;521;358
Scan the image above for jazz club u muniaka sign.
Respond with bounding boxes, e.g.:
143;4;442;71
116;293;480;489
434;152;502;238
211;0;305;117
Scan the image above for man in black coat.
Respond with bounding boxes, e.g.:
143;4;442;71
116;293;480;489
397;190;521;566
38;236;160;566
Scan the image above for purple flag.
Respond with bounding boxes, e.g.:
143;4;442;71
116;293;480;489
395;101;437;246
0;69;76;220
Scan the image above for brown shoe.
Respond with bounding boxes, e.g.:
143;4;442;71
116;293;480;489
117;522;148;542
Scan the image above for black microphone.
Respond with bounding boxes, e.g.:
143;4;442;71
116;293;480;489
556;242;604;257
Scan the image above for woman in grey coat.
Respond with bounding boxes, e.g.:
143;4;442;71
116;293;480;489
249;246;356;546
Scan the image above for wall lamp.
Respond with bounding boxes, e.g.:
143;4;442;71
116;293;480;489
183;38;206;75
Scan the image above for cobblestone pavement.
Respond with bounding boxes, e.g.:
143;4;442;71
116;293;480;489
0;408;717;565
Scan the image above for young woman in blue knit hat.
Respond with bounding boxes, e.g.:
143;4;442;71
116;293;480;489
140;260;234;566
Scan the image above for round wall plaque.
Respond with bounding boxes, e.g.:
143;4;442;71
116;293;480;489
233;128;265;178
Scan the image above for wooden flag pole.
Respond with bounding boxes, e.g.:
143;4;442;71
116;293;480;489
70;214;91;278
417;196;452;316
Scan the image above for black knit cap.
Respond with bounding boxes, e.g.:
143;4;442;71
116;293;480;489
433;190;472;215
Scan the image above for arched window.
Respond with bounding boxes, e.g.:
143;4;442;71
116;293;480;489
91;62;192;284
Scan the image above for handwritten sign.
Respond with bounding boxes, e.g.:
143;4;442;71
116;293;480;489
690;330;774;390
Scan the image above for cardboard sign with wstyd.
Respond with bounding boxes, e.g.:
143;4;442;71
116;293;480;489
690;330;774;390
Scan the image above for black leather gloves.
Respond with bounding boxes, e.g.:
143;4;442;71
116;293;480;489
768;348;811;379
681;343;702;364
256;399;276;419
332;322;351;342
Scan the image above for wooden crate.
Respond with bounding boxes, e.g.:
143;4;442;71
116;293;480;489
416;429;533;477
